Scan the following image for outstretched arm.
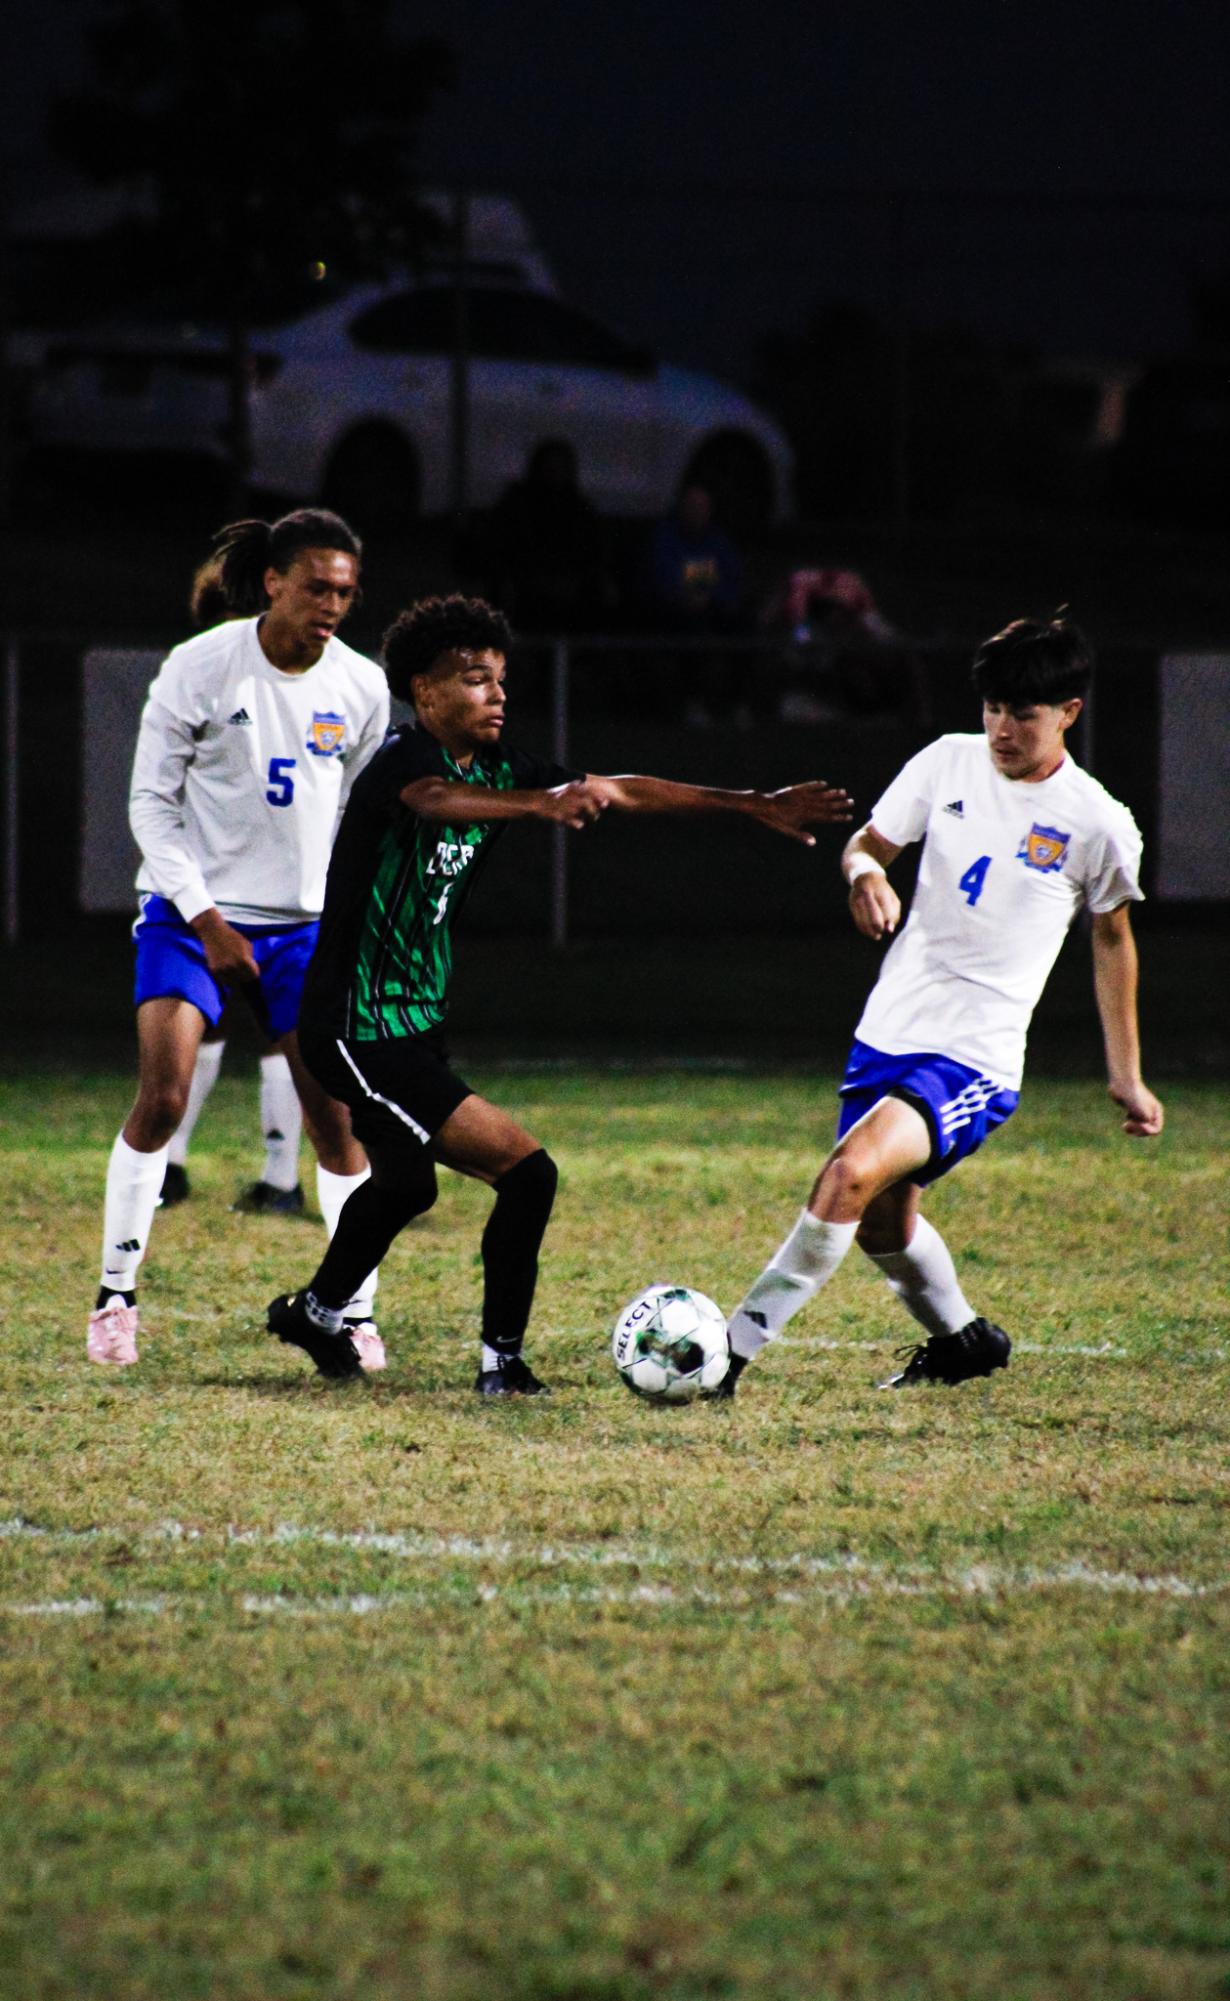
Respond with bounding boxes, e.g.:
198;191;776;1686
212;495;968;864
1091;903;1164;1137
841;822;904;939
582;774;853;845
400;776;608;828
401;774;853;843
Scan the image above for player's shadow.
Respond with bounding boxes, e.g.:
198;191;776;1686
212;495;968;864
192;1368;478;1397
193;1370;392;1396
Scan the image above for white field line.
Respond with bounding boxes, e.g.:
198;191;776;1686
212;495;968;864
0;1517;1225;1609
783;1337;1130;1358
7;1598;171;1617
4;1564;1229;1620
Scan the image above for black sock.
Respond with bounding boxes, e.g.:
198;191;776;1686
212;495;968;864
308;1172;436;1311
95;1287;136;1310
481;1150;558;1354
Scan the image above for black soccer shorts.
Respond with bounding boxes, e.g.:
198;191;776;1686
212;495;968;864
299;1027;473;1170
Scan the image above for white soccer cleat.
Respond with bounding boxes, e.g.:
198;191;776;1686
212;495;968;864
345;1320;387;1372
87;1300;140;1366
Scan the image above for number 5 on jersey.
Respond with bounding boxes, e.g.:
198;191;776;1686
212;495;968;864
266;756;297;807
958;854;992;906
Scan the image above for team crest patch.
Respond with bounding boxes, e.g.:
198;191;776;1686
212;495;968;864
1017;822;1071;873
306;710;346;758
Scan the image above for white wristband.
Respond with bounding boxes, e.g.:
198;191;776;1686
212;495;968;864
846;852;887;886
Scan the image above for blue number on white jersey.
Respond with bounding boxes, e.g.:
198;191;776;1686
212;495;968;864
958;854;992;906
266;756;297;807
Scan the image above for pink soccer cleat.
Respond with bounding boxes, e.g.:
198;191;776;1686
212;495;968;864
87;1299;140;1366
345;1320;387;1372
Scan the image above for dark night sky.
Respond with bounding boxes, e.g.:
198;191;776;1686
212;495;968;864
5;0;1229;379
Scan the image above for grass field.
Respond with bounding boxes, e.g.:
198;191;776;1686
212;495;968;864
1;1063;1227;2000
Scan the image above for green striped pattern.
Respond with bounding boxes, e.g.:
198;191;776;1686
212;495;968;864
347;751;514;1039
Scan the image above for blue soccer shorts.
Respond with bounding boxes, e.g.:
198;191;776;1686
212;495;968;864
835;1037;1019;1185
132;893;319;1040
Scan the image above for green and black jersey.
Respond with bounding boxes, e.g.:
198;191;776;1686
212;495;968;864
301;724;579;1041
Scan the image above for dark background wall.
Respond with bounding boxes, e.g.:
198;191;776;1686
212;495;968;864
4;640;1167;942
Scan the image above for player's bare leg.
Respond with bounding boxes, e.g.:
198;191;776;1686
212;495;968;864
124;998;209;1150
91;999;209;1365
279;1030;365;1175
432;1096;558;1396
163;1016;229;1205
853;1180;921;1256
820;1112;1009;1385
806;1096;931;1222
720;1099;932;1396
725;1096;1008;1392
430;1093;542;1183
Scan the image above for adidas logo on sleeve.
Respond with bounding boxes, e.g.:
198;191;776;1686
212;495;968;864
943;799;964;816
228;708;253;726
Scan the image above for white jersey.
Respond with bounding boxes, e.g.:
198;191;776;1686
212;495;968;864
856;733;1143;1089
129;616;389;926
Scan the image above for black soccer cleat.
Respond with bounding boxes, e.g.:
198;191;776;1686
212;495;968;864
267;1293;363;1380
233;1180;306;1216
160;1162;190;1206
474;1354;551;1397
704;1352;748;1401
880;1317;1011;1389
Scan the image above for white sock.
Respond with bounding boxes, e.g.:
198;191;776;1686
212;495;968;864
481;1343;506;1372
865;1213;975;1338
166;1039;224;1167
260;1052;303;1191
315;1163;379;1320
728;1210;859;1359
100;1133;170;1295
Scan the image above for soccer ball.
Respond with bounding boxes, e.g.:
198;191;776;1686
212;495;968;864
612;1284;730;1403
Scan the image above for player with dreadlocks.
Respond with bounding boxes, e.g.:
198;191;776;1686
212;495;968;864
88;509;389;1369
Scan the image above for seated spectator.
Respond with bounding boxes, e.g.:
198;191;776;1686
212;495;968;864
484;440;616;638
761;565;929;725
644;485;753;724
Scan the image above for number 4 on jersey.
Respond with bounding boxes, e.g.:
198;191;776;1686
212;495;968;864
958;854;992;906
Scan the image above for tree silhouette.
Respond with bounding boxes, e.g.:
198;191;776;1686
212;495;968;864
50;0;453;503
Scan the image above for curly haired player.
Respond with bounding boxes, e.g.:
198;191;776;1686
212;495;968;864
267;593;853;1391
